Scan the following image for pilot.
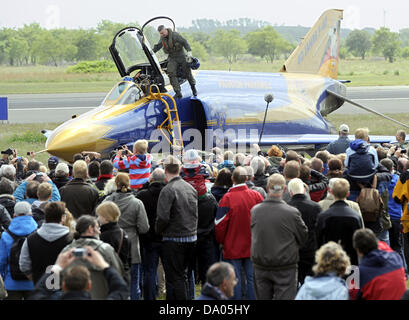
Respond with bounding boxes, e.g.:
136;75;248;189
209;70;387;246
153;25;197;99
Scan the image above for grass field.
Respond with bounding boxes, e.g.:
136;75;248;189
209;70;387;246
1;57;409;94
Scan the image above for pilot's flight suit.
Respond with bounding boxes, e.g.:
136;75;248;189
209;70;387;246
153;29;196;98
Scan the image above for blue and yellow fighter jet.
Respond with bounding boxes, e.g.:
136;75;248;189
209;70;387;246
43;9;408;162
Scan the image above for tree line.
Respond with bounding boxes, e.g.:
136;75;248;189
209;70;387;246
1;19;409;67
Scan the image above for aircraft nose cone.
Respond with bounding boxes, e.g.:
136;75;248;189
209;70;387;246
45;119;114;162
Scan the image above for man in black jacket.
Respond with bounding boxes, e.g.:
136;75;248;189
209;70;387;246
29;246;129;300
155;156;198;300
60;160;99;219
316;178;363;266
136;168;166;300
287;178;322;285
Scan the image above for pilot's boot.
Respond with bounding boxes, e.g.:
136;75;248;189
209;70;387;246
173;91;182;99
191;85;198;97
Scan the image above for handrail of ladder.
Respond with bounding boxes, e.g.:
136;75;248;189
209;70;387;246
147;85;184;152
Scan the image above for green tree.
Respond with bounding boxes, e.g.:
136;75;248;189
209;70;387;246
371;27;401;63
245;26;290;63
399;28;409;47
401;46;409;59
19;23;42;65
74;29;99;61
345;29;371;59
211;30;247;66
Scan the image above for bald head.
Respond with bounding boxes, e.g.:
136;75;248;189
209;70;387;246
232;166;248;185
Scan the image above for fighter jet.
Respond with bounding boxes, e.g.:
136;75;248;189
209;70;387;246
43;10;408;162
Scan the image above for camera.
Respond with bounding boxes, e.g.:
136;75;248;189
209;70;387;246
73;248;88;258
401;149;407;154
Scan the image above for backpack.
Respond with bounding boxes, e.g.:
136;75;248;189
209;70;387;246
6;230;30;281
356;176;383;223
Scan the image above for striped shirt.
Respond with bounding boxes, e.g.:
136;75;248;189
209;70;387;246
113;154;152;189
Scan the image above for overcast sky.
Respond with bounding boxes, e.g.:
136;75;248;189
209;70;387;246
1;0;408;31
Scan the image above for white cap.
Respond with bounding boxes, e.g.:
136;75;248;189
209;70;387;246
183;149;200;162
339;124;349;133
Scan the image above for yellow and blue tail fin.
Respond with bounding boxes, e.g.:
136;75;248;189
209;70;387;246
280;9;343;79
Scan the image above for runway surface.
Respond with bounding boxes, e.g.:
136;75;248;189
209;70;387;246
2;85;409;123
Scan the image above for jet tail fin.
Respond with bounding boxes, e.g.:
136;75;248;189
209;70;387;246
280;9;343;79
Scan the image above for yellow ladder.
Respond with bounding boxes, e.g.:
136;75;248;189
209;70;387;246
148;85;184;153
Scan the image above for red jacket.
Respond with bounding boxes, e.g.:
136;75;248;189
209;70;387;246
353;241;406;300
215;185;263;260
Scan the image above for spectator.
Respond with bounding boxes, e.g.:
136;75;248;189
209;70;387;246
267;145;283;169
344;127;379;186
29;247;129;300
31;182;54;227
60;160;99;219
217;151;235;173
104;173;149;300
14;173;60;204
287;178;322;285
196;262;237;300
19;202;73;285
88;161;100;183
95;160;114;191
316;178;363;265
113;140;152;190
0;203;11;235
0;164;16;183
211;168;232;202
244;166;267;199
47;156;59;180
315;151;330;175
215;166;264;300
353;229;406;300
136;168;166;300
251;174;308;300
180;149;209;197
0;202;38;300
0;178;14;227
326;124;351;155
0;148;13;167
381;158;408;272
96;201;130;271
319;178;364;226
295;242;350;300
301;161;329;202
251;156;268;191
155;155;198;300
327;158;343;179
282;160;301;202
60;215;125;299
52;163;70;190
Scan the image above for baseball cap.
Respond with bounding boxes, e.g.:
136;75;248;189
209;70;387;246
339;124;349;133
1;148;13;155
14;201;32;216
48;156;59;165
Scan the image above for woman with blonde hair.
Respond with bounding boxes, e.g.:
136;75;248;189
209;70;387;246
104;172;149;300
96;201;130;270
295;241;351;300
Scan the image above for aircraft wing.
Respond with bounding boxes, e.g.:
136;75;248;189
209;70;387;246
233;134;397;146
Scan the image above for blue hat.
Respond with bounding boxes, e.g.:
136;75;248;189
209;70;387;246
48;156;59;165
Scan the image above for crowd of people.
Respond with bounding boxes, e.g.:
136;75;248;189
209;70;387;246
0;124;409;300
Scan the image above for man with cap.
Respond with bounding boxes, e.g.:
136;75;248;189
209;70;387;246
326;124;351;155
153;25;197;99
0;202;38;300
47;156;59;180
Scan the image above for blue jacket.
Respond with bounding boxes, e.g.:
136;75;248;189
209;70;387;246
326;136;351;155
13;181;61;203
388;174;402;220
0;215;38;291
295;273;349;300
345;140;378;181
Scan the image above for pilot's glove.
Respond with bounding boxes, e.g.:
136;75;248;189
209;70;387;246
186;51;193;63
